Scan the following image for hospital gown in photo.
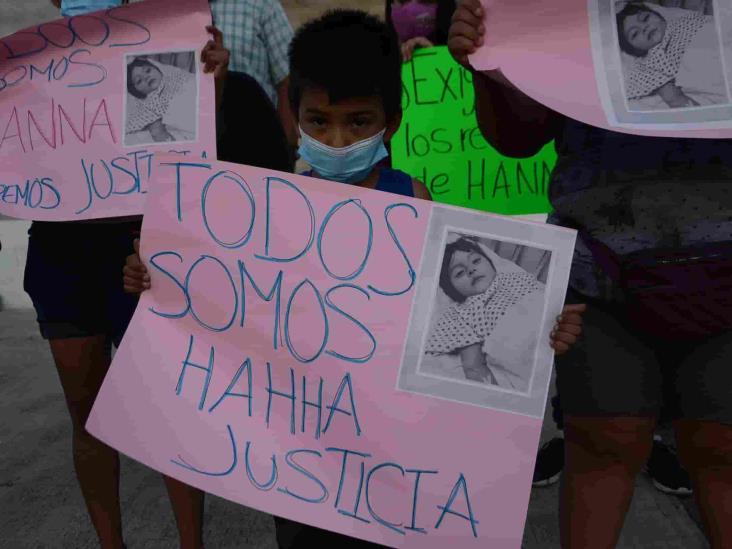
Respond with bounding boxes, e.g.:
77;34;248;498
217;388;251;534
426;272;544;391
624;11;726;102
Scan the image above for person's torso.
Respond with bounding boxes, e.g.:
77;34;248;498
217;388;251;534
550;118;732;252
549;118;732;297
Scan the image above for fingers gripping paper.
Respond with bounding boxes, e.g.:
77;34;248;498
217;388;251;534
469;0;732;137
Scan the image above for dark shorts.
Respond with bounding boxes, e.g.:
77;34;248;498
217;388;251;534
555;290;732;425
23;221;141;347
273;517;385;548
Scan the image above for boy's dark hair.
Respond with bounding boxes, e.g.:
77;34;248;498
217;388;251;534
288;10;403;121
616;3;660;57
439;237;492;303
126;57;155;99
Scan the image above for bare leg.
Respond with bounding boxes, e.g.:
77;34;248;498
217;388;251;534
163;475;205;549
50;336;124;549
560;416;656;549
675;420;732;549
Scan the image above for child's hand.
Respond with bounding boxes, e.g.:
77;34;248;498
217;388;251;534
401;36;434;62
464;368;489;383
448;0;485;69
148;119;174;142
123;238;150;294
202;25;229;81
657;81;699;109
550;304;586;355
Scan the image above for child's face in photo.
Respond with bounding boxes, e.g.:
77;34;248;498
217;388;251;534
448;250;495;299
298;87;397;148
621;9;666;53
130;63;162;97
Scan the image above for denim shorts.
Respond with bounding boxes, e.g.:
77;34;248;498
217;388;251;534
555;290;732;425
23;220;141;347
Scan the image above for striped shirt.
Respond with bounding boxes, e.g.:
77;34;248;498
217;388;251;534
210;0;293;106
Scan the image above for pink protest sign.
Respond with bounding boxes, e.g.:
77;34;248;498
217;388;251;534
87;157;576;548
0;0;216;221
470;0;732;137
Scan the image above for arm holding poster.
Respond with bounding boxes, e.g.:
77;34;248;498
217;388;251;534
201;25;229;119
447;0;562;157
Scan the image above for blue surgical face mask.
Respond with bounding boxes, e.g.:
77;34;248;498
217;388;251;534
60;0;123;17
298;127;389;184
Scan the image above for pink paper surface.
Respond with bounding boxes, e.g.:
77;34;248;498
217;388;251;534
469;0;732;138
0;0;216;220
85;158;555;548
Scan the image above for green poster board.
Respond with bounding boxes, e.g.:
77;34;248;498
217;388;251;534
392;46;556;215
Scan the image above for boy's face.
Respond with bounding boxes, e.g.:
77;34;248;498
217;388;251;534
298;87;400;148
448;250;495;299
622;10;666;53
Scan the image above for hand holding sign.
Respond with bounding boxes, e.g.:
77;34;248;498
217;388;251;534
401;36;435;62
201;25;228;79
448;1;521;94
550;303;586;355
123;237;149;293
202;24;228;107
447;0;485;69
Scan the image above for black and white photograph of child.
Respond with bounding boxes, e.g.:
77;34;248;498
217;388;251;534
612;0;730;111
123;51;198;146
417;232;551;395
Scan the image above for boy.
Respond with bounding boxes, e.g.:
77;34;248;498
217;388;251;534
123;10;584;548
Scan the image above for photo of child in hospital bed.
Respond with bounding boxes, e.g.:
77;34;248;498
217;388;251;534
419;232;550;395
614;0;730;110
123;51;198;146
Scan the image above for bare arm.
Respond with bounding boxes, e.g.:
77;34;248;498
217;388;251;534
459;343;491;382
473;71;563;157
448;0;562;157
201;26;229;111
412;178;433;201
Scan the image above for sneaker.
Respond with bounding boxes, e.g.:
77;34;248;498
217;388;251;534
533;437;564;487
645;439;693;496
